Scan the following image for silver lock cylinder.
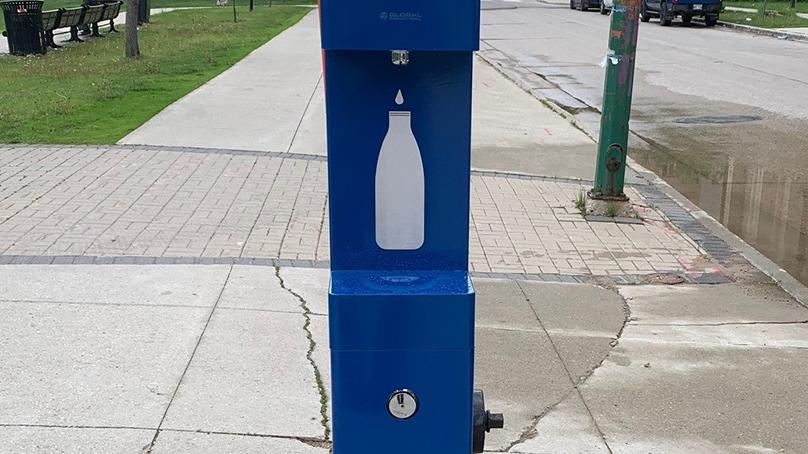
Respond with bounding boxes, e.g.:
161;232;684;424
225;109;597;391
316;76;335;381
387;389;418;420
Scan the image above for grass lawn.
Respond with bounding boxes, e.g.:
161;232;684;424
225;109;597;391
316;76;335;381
0;6;309;144
722;0;808;28
0;0;314;32
21;0;314;8
151;0;316;7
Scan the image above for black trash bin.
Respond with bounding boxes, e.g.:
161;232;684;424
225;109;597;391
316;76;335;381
137;0;149;24
1;0;46;56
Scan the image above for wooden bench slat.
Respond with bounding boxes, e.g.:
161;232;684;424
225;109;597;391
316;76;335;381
57;7;85;28
41;10;61;31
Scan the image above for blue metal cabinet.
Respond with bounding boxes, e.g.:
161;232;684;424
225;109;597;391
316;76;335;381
320;1;499;452
330;271;475;452
320;0;481;51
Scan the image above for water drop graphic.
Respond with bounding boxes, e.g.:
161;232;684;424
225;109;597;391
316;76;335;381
395;90;404;106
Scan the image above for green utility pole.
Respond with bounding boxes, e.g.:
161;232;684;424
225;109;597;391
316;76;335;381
590;0;641;201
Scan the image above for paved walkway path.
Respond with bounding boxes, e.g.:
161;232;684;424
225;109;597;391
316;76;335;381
119;10;324;154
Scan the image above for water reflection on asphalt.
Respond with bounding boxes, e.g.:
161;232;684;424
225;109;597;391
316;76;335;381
631;143;808;285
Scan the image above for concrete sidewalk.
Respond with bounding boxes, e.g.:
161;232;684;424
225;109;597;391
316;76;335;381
119;10;324;154
2;6;808;454
0;265;629;453
4;267;807;453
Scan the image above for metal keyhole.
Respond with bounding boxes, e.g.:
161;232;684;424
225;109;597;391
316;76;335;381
387;390;418;420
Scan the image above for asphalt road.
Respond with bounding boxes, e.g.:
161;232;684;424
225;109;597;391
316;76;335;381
481;0;808;284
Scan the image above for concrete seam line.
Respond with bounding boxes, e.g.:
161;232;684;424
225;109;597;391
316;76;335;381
514;280;616;454
0;423;155;430
0;143;660;187
0;423;329;446
0;298;212;310
159;428;331;448
0;255;732;285
0;143;329;162
145;265;235;453
287;73;325;154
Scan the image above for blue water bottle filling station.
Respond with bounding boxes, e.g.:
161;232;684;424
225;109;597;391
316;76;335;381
320;1;504;452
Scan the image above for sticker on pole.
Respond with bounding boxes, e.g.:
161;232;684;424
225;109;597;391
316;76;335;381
388;390;418;420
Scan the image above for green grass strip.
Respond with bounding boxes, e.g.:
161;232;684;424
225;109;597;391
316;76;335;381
4;0;314;11
723;0;808;28
0;0;314;33
0;6;309;144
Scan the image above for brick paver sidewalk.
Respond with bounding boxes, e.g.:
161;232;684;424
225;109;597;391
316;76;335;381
0;144;712;280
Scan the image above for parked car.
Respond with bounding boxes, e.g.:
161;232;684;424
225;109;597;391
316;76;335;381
600;0;613;15
640;0;721;26
570;0;601;12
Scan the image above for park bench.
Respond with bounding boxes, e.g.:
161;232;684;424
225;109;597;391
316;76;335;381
94;0;121;35
77;4;103;38
57;1;120;44
58;6;85;42
2;0;123;53
40;8;61;48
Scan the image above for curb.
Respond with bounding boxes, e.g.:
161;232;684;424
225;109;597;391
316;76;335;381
636;167;808;307
715;20;808;42
476;48;808;308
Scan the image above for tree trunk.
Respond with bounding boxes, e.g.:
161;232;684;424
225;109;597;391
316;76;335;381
791;0;796;10
125;0;140;58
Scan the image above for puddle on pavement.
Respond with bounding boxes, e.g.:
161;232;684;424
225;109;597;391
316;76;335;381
629;117;808;285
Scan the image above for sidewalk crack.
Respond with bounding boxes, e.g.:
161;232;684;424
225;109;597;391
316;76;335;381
514;280;623;454
275;266;331;441
499;387;578;453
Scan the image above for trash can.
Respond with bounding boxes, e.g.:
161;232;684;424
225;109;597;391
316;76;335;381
137;0;149;24
0;0;46;56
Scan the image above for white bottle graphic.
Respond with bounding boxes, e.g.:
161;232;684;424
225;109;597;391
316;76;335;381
375;90;425;250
